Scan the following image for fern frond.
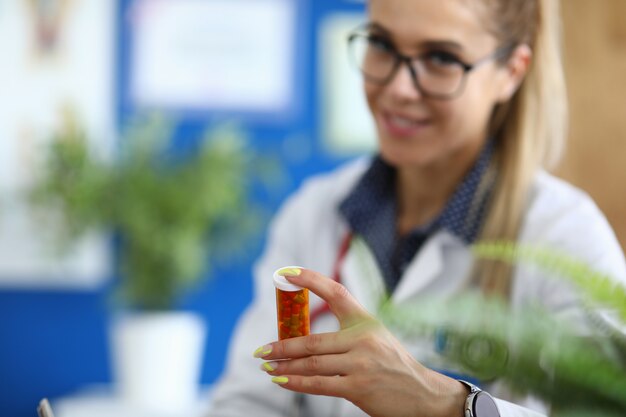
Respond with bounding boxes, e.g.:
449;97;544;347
472;242;626;323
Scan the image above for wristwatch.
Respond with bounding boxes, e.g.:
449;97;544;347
458;380;501;417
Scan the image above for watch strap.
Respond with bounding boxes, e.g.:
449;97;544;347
458;380;501;417
458;380;482;417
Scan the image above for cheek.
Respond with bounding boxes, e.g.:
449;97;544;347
364;82;380;113
448;81;499;133
430;95;492;146
466;72;503;115
431;100;465;131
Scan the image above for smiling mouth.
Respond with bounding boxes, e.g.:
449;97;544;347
381;111;431;137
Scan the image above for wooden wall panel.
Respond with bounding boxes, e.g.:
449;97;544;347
557;0;626;250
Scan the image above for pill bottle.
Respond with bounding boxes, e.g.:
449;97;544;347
273;267;310;340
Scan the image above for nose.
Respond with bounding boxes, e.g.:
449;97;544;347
385;59;423;102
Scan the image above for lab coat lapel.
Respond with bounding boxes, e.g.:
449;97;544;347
340;237;387;314
339;232;460;310
392;232;451;303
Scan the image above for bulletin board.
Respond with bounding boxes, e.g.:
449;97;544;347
118;0;371;149
116;0;373;192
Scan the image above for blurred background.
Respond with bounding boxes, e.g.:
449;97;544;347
0;1;624;416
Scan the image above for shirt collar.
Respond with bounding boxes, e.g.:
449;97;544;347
340;140;494;245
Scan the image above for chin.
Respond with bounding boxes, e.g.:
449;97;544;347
378;137;442;169
378;147;433;169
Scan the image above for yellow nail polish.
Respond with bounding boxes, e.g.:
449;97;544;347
271;376;289;384
253;345;272;358
277;267;301;277
262;362;276;372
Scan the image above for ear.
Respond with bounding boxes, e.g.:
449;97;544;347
497;44;532;103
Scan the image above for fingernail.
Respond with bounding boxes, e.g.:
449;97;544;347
277;267;301;277
261;362;277;372
271;376;289;384
253;345;272;358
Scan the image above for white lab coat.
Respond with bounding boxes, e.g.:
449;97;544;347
207;158;626;417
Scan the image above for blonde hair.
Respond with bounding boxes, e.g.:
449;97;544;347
474;0;568;296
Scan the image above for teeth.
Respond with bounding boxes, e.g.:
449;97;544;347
389;115;417;127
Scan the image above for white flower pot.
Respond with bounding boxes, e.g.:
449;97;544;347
110;311;207;413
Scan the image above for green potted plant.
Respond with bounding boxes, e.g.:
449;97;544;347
30;111;270;412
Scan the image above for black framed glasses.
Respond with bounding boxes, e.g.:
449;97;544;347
347;30;515;99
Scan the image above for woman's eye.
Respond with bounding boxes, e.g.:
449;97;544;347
368;35;394;53
424;51;462;67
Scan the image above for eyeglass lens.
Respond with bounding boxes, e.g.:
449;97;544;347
349;34;466;98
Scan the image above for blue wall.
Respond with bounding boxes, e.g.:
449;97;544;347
0;1;367;416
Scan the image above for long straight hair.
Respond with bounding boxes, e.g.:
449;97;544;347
473;0;568;296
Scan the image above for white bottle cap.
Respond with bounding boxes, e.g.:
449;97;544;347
273;266;305;292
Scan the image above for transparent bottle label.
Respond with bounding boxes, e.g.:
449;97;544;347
275;288;310;340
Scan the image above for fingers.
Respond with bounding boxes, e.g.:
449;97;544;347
269;374;351;398
260;353;348;377
256;331;350;360
281;268;371;327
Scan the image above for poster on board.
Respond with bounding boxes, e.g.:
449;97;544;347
0;0;114;288
130;0;296;117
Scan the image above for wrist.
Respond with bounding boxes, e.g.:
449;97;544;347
424;369;468;417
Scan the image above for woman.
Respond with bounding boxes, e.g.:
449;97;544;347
207;0;625;416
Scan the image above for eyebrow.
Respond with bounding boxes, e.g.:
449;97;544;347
364;21;465;52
